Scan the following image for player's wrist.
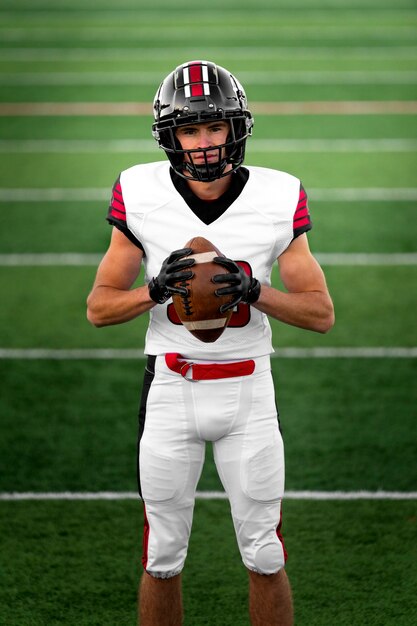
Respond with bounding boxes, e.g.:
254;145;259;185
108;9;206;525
148;277;170;304
244;277;261;304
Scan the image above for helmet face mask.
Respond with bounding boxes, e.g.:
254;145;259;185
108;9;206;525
152;61;253;182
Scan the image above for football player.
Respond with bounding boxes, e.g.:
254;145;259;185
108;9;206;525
87;60;334;626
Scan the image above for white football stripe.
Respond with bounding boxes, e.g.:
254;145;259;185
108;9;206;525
1;47;416;61
1;138;416;153
189;251;218;264
1;25;415;42
0;491;416;501
1;187;416;202
1;70;416;85
0;348;415;360
1;253;417;267
1;101;416;117
0;138;417;156
183;319;227;331
183;65;190;98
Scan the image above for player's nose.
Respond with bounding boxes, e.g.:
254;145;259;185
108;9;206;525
196;130;212;148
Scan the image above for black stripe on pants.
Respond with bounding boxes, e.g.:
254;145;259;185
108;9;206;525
137;355;156;498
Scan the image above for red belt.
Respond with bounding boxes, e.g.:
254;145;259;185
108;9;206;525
165;353;255;381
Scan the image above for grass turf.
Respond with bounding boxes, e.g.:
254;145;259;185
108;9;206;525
1;1;416;624
0;499;416;625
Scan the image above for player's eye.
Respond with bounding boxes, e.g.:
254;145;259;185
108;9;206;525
180;127;197;135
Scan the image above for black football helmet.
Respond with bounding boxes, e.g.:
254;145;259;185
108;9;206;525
152;61;254;182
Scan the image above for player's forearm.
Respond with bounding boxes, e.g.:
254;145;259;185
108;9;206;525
86;284;155;327
254;285;335;334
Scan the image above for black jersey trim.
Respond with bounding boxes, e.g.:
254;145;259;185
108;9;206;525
293;222;312;239
170;166;250;225
292;182;313;240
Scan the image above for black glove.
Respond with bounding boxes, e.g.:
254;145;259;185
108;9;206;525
148;248;195;304
212;257;261;313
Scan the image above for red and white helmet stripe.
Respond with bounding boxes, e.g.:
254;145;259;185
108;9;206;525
182;61;211;98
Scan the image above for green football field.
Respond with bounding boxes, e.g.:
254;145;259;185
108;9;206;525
1;0;417;624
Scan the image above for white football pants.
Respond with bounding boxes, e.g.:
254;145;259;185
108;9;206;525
139;354;286;578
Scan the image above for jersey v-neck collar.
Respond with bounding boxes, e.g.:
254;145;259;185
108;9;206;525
169;167;250;225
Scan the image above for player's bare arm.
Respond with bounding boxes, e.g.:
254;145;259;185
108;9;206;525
255;233;335;333
87;227;154;327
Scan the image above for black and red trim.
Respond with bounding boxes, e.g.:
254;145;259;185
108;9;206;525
137;356;156;498
108;176;126;222
276;506;288;563
293;183;312;239
106;175;144;251
174;60;217;98
137;356;156;570
142;504;150;571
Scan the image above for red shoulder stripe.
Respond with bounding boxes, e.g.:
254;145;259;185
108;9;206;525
111;197;125;213
294;217;311;229
293;184;311;233
294;207;309;221
108;176;126;223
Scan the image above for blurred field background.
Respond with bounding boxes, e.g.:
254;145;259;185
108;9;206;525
0;0;416;624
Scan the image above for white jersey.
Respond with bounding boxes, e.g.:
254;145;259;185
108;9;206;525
108;161;311;359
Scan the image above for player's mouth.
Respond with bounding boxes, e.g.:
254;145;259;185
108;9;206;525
193;152;219;163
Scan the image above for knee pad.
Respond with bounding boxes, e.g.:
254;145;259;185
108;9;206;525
233;515;286;575
253;541;285;575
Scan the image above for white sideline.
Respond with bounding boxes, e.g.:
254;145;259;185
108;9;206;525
1;70;417;85
1;101;416;116
1;47;416;61
1;253;417;266
1;491;416;501
1;138;416;153
1;187;417;202
1;25;415;41
0;348;416;359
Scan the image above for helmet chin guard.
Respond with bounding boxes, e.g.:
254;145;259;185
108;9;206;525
152;61;253;182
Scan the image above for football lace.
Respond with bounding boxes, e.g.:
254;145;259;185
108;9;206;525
179;279;193;316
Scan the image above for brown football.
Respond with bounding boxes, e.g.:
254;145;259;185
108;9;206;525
172;236;234;343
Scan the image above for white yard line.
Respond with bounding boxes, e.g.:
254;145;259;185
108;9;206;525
0;187;417;202
1;138;416;153
0;490;416;501
1;101;416;116
1;6;416;16
1;25;416;41
0;253;103;265
0;348;415;359
1;187;416;202
1;253;417;267
1;47;416;61
2;70;417;85
315;253;417;265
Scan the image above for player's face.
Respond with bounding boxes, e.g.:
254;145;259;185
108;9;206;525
175;121;230;166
